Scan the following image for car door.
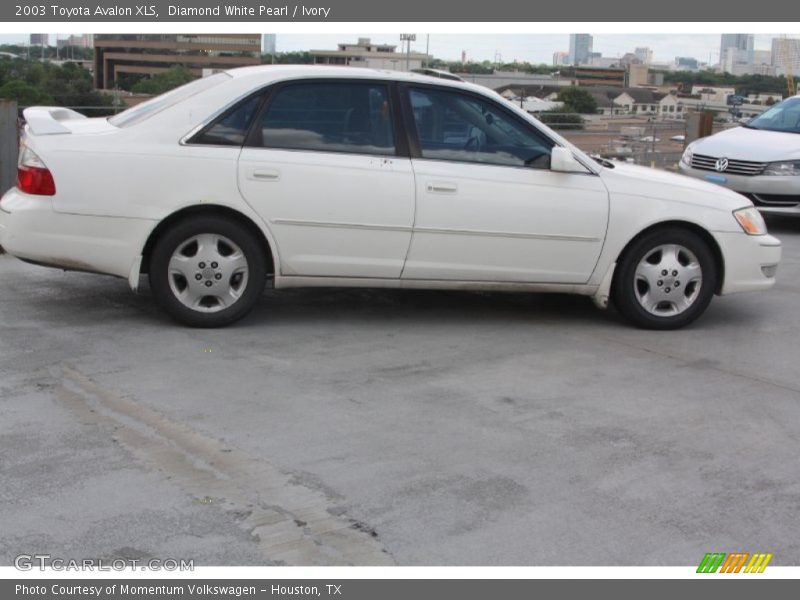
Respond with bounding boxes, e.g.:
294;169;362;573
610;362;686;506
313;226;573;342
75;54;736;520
400;85;609;284
237;80;415;278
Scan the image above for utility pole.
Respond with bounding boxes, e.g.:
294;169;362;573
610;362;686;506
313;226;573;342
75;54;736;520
425;34;430;68
400;34;415;71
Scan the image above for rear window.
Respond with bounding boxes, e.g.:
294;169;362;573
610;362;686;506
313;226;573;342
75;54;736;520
256;82;395;155
109;72;231;128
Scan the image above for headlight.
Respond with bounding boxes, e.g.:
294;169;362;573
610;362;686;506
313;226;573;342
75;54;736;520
733;207;767;235
680;146;693;167
763;160;800;176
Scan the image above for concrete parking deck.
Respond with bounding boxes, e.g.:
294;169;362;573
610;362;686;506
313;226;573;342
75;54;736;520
1;217;799;566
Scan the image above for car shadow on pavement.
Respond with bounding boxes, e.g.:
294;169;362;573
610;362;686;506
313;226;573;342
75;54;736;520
0;257;763;331
764;215;800;235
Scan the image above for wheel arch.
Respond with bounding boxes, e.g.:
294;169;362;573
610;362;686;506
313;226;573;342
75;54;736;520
613;220;725;294
139;204;276;276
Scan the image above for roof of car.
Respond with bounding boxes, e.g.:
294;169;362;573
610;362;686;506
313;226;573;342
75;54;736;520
224;64;488;93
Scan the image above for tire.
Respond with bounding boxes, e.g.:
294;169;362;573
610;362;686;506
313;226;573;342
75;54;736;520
149;216;267;327
612;227;717;330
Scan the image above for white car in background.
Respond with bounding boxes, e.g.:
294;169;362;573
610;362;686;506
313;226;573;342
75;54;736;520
679;95;800;214
0;66;781;329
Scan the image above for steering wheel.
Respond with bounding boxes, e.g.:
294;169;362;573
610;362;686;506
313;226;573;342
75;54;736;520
464;136;481;152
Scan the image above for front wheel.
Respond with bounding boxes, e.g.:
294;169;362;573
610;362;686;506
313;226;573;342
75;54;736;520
149;216;267;327
612;228;717;330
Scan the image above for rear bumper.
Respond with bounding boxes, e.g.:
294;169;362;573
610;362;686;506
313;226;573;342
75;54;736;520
712;230;781;294
0;188;155;279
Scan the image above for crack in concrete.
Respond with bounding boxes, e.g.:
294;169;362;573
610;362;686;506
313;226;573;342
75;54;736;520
54;365;394;566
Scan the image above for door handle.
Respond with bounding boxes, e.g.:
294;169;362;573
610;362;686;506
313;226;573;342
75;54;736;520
250;168;280;181
427;182;458;193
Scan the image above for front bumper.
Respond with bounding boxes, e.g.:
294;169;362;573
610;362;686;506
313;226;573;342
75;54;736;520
678;163;800;215
0;188;155;279
712;230;781;294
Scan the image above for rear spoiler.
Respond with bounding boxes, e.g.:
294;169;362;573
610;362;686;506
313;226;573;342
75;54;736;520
23;106;87;135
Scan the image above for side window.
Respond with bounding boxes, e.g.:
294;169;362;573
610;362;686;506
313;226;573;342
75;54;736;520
191;93;263;146
257;82;395;155
408;87;554;168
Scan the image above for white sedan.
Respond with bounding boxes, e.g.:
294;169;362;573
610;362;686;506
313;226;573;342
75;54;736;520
0;66;781;329
679;95;800;215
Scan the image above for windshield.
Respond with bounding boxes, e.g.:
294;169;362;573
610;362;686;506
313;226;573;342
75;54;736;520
746;96;800;133
109;72;231;128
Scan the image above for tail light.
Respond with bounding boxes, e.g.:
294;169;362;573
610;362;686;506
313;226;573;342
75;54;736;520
17;146;56;196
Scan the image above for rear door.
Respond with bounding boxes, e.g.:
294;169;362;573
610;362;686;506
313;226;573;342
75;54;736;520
237;80;415;278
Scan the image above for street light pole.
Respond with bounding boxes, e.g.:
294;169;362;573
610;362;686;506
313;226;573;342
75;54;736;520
425;34;430;68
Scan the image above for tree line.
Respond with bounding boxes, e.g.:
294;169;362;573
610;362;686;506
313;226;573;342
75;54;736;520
0;47;793;113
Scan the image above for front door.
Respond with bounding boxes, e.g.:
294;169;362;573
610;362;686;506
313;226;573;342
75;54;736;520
400;85;609;284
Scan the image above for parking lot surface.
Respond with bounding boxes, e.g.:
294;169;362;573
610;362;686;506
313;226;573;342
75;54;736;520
2;216;800;566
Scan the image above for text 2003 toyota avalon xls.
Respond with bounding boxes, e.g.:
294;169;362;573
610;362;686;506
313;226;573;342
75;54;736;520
0;66;781;329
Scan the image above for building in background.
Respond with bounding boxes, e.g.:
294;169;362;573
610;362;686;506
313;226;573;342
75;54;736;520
552;51;569;66
93;34;261;89
586;52;614;68
309;38;429;71
691;85;736;104
720;34;754;66
574;66;625;87
721;47;753;75
634;47;653;65
57;34;93;49
753;49;772;66
568;34;593;66
29;34;49;46
619;53;641;68
627;64;648;87
771;37;800;77
262;34;276;54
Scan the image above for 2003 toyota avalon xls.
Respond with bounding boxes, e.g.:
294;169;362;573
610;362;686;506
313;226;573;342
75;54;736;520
0;66;782;329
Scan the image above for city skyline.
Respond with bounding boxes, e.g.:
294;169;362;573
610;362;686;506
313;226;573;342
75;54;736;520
0;33;794;65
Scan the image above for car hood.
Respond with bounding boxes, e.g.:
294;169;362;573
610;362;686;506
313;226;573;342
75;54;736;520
688;126;800;162
600;162;751;211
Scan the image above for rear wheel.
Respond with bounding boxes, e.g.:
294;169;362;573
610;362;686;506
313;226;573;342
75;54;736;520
613;228;717;330
149;216;267;327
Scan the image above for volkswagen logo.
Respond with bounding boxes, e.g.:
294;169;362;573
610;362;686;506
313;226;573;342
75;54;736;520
715;157;729;172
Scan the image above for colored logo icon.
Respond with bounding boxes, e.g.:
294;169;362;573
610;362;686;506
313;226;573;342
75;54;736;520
697;552;773;573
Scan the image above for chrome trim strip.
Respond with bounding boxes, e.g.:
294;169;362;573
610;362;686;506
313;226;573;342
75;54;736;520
414;226;600;242
271;218;412;233
271;219;599;242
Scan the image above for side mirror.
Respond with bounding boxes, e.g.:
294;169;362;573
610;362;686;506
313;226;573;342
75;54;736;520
550;146;590;174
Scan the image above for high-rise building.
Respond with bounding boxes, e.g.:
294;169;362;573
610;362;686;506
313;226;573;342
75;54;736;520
262;34;276;54
568;34;593;66
771;37;800;76
552;51;569;66
722;47;750;74
634;47;653;64
29;34;49;46
753;49;772;65
93;34;262;89
720;34;754;65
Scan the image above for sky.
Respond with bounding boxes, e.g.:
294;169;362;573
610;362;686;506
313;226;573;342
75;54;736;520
0;33;787;64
